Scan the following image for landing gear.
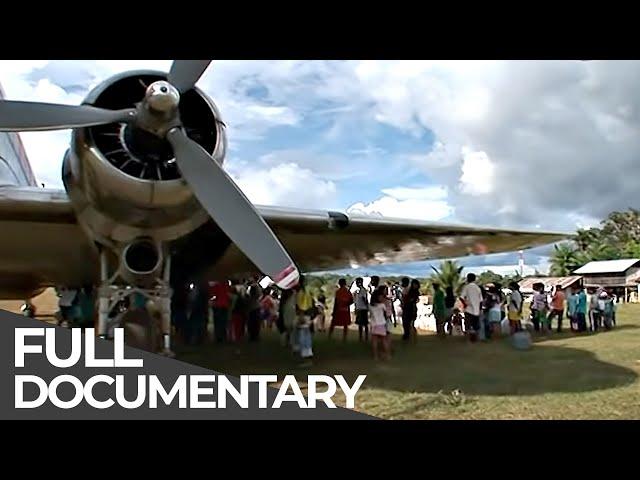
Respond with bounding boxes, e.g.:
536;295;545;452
96;247;174;356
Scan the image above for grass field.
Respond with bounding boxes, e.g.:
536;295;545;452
4;289;639;419
178;304;640;419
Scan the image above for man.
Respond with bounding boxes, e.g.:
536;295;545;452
369;276;380;294
432;282;446;337
209;279;232;343
187;281;209;345
353;277;370;342
576;285;588;332
460;273;483;343
246;275;263;342
547;284;566;333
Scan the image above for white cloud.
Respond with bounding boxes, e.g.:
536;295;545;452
459;148;495;196
347;185;453;221
3;60;640;235
0;60;304;187
228;162;337;209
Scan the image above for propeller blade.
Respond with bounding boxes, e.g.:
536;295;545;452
167;60;212;93
0;100;136;132
167;128;300;289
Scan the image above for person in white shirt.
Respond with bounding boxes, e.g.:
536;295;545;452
369;286;391;361
459;273;483;342
353;277;370;342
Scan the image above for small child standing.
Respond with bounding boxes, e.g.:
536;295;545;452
314;295;327;332
295;277;315;367
369;287;391;361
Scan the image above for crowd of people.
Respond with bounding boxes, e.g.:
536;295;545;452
42;271;620;361
449;274;618;344
529;282;617;333
164;274;431;365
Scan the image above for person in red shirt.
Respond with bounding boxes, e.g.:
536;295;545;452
209;279;232;343
547;284;566;333
329;278;353;342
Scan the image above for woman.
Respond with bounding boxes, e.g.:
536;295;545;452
531;283;549;333
507;281;523;334
329;278;353;342
402;279;421;342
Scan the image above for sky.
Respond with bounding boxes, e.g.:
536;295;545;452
1;60;637;275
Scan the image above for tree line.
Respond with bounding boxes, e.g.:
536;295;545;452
550;208;640;276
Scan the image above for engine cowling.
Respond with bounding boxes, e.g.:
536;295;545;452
62;70;227;244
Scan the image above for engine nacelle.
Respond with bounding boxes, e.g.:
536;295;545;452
62;70;227;244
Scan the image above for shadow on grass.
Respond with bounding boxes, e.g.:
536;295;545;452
176;326;638;397
531;323;639;344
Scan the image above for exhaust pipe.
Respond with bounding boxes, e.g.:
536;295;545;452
121;238;163;286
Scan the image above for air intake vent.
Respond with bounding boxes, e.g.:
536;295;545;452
87;74;218;181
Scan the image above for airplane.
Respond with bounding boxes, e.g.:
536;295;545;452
0;60;569;355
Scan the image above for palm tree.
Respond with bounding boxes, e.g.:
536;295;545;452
549;243;583;276
430;260;465;294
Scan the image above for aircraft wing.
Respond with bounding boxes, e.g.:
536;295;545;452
0;187;98;299
0;187;569;297
212;205;570;277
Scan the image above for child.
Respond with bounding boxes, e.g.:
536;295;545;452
369;287;390;361
295;276;315;366
484;284;503;338
314;295;327;332
450;308;464;336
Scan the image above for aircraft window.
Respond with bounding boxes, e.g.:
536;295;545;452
0;155;19;186
0;131;28;185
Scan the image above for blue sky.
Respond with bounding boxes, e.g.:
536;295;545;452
2;60;637;275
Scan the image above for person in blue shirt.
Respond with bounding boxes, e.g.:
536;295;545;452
567;288;579;331
575;286;588;332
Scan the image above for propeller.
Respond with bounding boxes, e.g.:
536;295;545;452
168;60;212;93
0;101;135;132
0;59;300;289
167;128;300;289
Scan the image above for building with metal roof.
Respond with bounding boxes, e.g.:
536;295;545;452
573;259;640;275
519;276;583;295
572;258;640;301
